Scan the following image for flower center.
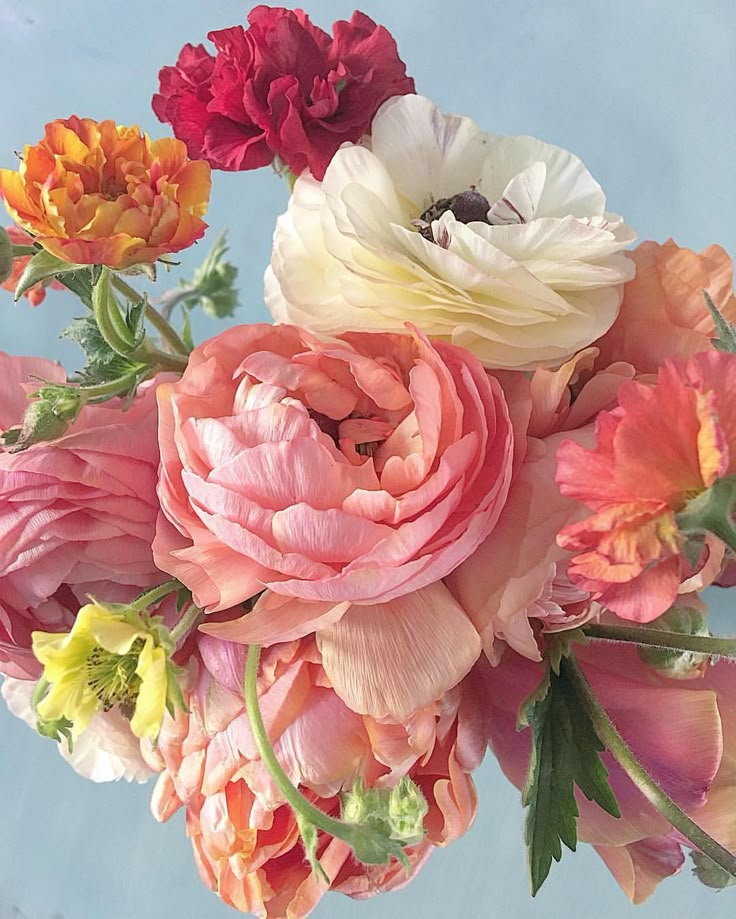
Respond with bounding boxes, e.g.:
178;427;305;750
415;189;492;241
86;638;144;716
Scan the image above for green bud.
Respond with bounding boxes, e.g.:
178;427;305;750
387;777;429;845
639;606;710;678
0;226;12;284
8;385;85;452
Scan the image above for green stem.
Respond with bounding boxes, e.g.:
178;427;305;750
131;341;189;373
78;368;149;402
11;245;37;257
111;274;190;355
245;643;355;840
565;653;736;879
169;601;202;645
93;268;135;356
129;580;181;612
582;623;736;661
158;285;199;321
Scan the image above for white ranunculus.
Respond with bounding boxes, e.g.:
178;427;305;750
2;676;153;783
265;94;636;370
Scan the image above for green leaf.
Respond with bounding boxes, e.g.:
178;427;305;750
522;658;621;896
692;850;736;889
0;226;12;284
124;296;147;350
14;249;88;301
703;289;736;353
61;316;141;386
295;814;330;884
59;269;95;309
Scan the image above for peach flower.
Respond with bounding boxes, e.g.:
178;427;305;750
556;351;736;621
0;116;210;269
480;643;733;903
0;353;165;678
1;226;64;305
146;634;484;917
594;239;736;374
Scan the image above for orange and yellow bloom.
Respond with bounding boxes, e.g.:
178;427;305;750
0;116;211;269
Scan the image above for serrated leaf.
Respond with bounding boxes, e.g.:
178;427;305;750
703;289;736;353
0;226;12;284
14;249;88;301
125;297;147;350
522;657;621;896
60;316;149;396
58;269;95;309
691;851;736;889
547;628;587;675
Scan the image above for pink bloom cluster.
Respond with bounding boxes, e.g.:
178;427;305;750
3;6;736;917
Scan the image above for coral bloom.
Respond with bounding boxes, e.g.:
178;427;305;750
481;643;731;903
1;226;64;305
594;239;736;374
265;94;636;370
0;353;165;679
154;323;514;610
147;635;483;917
153;7;415;180
556;351;736;621
0;116;210;269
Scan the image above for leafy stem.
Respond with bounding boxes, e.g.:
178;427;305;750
110;273;190;356
582;623;736;660
244;643;414;874
564;652;736;879
10;245;37;257
169;601;202;646
129;580;182;612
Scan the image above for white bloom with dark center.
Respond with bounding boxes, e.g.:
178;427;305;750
265;94;636;369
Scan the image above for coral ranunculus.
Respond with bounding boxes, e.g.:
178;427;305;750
152;7;415;180
265;94;636;370
0;117;211;269
556;350;736;621
147;635;483;917
0;353;166;679
154;322;514;611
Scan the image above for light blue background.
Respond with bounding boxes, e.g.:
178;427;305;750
1;1;735;917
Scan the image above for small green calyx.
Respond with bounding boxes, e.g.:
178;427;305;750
639;606;710;678
676;475;736;553
4;385;85;452
341;776;428;849
0;226;12;283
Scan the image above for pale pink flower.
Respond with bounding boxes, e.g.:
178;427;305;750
154;323;514;611
146;635;485;917
0;353;166;678
480;643;734;903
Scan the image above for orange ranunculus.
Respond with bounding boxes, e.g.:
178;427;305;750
0;116;211;269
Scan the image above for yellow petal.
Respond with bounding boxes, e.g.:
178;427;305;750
130;643;167;740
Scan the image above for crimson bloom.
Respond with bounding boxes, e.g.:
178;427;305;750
556;351;736;621
153;6;415;180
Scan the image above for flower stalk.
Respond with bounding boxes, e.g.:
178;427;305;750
582;623;736;661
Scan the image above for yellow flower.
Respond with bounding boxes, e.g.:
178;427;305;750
32;599;183;743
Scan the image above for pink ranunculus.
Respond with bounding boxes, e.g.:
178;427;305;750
0;353;166;678
479;642;730;903
152;7;415;180
146;634;484;917
154;323;514;612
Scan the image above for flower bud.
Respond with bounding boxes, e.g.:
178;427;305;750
387;776;429;845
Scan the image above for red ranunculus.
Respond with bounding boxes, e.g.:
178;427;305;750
153;6;415;180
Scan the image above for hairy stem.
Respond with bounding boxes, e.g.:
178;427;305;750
169;601;202;645
582;623;736;660
111;274;190;355
129;580;181;612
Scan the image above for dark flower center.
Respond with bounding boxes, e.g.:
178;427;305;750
417;189;491;241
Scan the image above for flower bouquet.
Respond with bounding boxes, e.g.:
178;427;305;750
1;5;736;917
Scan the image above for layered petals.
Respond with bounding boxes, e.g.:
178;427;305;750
266;94;636;370
154;323;514;614
0;117;210;268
